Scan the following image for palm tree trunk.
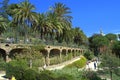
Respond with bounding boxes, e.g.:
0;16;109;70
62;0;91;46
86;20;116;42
110;70;112;80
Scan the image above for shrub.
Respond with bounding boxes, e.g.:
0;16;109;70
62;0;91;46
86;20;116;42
56;74;74;80
23;69;38;80
82;71;102;80
5;60;28;79
53;67;88;80
66;56;87;68
0;59;6;70
84;51;94;60
37;70;56;80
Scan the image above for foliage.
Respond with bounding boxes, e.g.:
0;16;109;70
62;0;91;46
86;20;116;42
84;50;94;60
9;45;45;68
0;58;6;70
0;16;8;35
23;69;38;80
73;27;88;46
92;35;109;48
56;74;74;80
37;70;56;80
66;56;87;68
82;71;102;80
100;52;120;80
54;68;83;80
6;4;19;17
0;0;88;47
89;34;109;56
97;69;120;80
105;33;117;41
5;60;28;79
0;0;9;19
100;52;120;69
112;41;120;57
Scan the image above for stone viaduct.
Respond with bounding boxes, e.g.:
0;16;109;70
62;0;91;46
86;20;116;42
0;43;86;66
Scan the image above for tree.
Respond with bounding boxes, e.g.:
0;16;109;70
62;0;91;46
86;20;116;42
112;41;120;57
0;15;8;35
118;34;120;40
89;34;109;56
50;2;72;43
6;4;19;17
105;33;117;42
11;1;38;43
0;0;9;19
100;52;120;80
73;27;88;46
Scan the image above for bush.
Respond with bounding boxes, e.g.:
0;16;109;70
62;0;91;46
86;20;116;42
56;74;74;80
23;69;38;80
5;60;28;79
37;70;56;80
53;67;88;80
66;56;87;68
82;71;102;80
84;51;94;60
0;59;6;70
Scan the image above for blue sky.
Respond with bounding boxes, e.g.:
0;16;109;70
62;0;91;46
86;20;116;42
9;0;120;37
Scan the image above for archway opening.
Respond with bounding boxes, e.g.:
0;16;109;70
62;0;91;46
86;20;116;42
0;48;6;61
50;49;60;65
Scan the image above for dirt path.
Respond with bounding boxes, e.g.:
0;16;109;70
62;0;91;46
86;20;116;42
0;71;7;80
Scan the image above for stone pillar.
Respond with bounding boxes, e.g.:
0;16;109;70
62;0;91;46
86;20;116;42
59;50;62;63
6;50;10;62
66;50;68;56
29;59;32;68
73;50;75;58
6;54;9;62
65;50;68;61
46;50;50;66
75;50;77;57
76;50;79;56
82;50;84;55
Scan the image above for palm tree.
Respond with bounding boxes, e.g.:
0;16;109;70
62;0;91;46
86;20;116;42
46;12;64;41
12;1;38;43
35;13;50;40
36;12;63;42
73;27;88;46
0;16;8;35
50;2;72;43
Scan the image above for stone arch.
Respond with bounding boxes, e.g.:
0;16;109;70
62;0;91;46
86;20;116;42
49;49;61;65
9;48;27;58
80;50;82;53
40;49;48;56
0;48;6;61
76;49;78;52
68;49;71;53
50;49;60;57
40;49;51;66
72;49;75;52
72;49;76;57
62;49;67;55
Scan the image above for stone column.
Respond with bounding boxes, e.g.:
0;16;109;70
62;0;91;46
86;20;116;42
29;59;32;68
66;50;68;56
65;50;68;61
73;50;75;58
6;54;9;62
6;50;10;62
59;50;62;63
46;50;50;66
